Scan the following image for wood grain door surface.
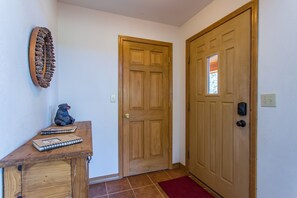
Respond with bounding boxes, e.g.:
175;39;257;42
122;39;171;176
189;10;251;198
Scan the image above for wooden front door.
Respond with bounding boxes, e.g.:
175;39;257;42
188;10;251;197
120;36;172;176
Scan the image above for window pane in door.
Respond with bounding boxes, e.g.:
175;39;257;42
207;54;219;94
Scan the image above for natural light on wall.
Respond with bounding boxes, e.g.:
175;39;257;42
207;54;219;94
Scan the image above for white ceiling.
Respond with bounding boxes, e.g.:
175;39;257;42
59;0;213;26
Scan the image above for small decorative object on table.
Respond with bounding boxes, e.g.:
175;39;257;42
54;103;75;126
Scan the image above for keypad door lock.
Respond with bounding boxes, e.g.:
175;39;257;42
238;102;247;116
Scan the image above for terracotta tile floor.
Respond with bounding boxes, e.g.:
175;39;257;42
89;168;188;198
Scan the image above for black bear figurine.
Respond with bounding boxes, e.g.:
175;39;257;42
54;103;75;126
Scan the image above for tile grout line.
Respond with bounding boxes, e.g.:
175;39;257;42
163;170;172;179
146;173;166;198
127;177;137;198
107;188;133;196
132;183;155;190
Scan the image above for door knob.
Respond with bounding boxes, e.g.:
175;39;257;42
125;113;130;119
236;120;246;127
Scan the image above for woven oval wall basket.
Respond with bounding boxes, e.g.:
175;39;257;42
29;27;56;88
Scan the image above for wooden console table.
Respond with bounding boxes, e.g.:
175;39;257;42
0;121;93;198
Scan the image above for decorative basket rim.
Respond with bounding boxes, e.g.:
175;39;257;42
29;27;56;88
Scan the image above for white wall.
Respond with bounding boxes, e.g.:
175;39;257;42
0;1;58;197
257;0;297;197
57;3;183;178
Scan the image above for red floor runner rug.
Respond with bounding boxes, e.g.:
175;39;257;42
159;176;214;198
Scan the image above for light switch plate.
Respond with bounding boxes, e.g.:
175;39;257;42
110;94;116;103
261;94;276;107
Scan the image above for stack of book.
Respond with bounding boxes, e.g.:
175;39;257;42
40;125;77;135
33;134;83;152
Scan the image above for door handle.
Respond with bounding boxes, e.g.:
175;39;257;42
236;120;246;127
124;113;130;119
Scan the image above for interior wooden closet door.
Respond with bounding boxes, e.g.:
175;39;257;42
122;39;171;176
